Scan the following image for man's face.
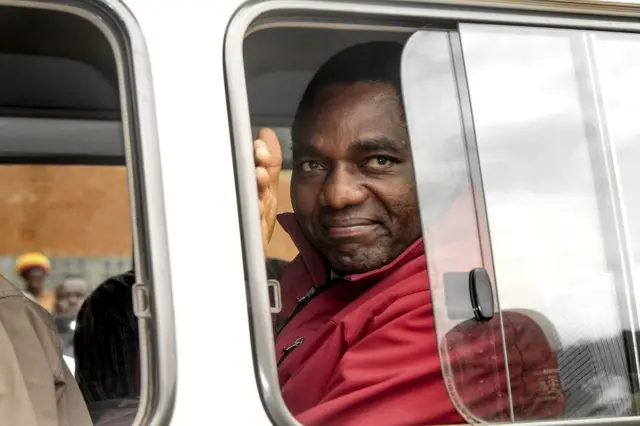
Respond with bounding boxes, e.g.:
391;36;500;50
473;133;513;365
55;279;87;314
291;82;421;274
25;268;46;293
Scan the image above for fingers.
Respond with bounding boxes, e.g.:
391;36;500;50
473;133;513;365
254;127;282;200
254;139;271;166
254;128;281;248
255;138;272;196
258;128;280;153
256;128;283;168
256;166;270;194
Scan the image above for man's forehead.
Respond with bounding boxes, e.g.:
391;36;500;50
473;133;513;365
295;88;406;152
311;83;401;121
315;81;396;101
61;279;87;292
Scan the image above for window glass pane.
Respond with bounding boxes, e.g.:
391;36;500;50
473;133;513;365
592;33;640;312
0;164;133;364
0;6;141;425
403;23;640;423
401;30;513;424
459;23;639;418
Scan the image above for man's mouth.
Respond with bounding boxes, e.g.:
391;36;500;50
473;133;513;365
321;218;381;239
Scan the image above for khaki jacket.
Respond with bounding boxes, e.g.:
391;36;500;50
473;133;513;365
0;275;93;426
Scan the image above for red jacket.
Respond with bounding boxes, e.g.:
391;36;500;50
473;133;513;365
274;213;564;425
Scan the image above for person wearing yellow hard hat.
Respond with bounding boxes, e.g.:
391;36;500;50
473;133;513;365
16;252;55;312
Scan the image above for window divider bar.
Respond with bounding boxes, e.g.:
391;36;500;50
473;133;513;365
448;28;516;422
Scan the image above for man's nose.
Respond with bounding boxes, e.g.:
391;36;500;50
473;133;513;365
321;166;367;209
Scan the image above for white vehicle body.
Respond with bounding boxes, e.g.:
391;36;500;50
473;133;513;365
6;0;640;425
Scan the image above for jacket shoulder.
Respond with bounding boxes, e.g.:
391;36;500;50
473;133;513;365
0;275;57;332
0;274;23;298
0;275;93;426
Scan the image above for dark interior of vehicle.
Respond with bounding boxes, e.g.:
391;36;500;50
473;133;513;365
244;27;410;128
0;6;122;164
244;26;410;170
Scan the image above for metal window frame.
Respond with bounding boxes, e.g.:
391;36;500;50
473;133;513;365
226;1;640;425
0;1;178;425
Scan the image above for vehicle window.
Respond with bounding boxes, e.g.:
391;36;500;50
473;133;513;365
0;4;172;426
242;20;569;426
402;23;640;422
230;3;640;424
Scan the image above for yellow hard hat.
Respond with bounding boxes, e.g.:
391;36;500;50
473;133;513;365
16;253;51;275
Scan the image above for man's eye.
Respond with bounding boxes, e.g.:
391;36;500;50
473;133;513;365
300;161;324;172
364;156;395;169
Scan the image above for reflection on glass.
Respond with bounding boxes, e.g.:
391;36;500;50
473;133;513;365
460;23;637;418
402;30;508;424
402;30;566;424
592;34;640;313
402;23;640;422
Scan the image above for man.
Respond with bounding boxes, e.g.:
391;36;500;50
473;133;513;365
74;268;141;425
54;275;89;364
255;41;564;425
0;273;93;425
55;275;89;315
74;269;139;407
16;251;55;311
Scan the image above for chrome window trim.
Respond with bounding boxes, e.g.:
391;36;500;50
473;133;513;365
0;1;177;425
227;1;640;425
246;21;418;37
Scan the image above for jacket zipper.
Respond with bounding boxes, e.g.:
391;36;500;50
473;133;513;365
275;278;340;337
274;286;317;336
277;337;305;366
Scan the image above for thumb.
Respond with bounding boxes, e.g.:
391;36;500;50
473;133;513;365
258;128;283;170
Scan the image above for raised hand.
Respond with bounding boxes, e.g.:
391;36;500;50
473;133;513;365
254;128;283;254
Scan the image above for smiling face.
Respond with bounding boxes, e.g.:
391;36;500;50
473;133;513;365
291;82;422;274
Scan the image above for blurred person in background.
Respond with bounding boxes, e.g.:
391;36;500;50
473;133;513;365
16;252;55;312
55;275;89;315
55;275;89;366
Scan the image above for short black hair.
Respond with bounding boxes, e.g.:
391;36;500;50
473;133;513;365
292;41;405;143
